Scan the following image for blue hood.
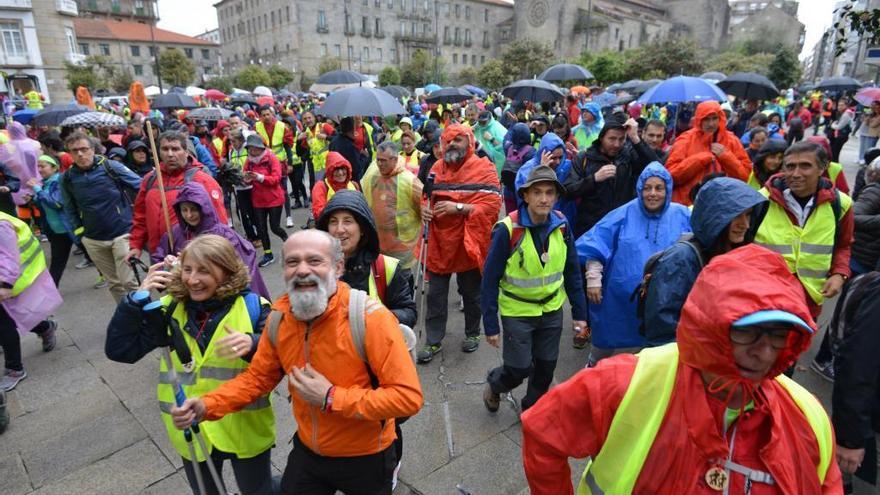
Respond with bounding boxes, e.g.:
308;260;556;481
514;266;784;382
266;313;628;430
636;161;673;216
690;177;767;247
576;102;604;135
537;132;565;156
510;122;532;147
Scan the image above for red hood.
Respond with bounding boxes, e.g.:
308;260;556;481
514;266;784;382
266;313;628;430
213;120;228;138
324;151;352;188
806;135;832;157
677;244;815;399
693;100;728;138
440;123;475;163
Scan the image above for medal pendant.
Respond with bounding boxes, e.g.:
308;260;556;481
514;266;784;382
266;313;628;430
704;466;728;491
540;252;550;263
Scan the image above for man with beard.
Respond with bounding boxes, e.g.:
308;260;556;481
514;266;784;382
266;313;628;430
417;124;502;363
170;229;423;494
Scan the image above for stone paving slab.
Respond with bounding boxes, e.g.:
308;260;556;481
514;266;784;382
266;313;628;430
0;452;32;495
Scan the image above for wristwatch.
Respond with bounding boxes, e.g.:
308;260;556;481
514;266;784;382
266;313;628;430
456;203;464;212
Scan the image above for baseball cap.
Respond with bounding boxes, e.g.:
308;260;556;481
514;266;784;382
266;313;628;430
732;310;814;334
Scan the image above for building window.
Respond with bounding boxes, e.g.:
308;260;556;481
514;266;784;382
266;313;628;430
99;43;110;56
462;53;467;64
317;10;326;29
65;26;77;54
464;29;470;44
377;47;382;60
390;47;396;62
484;8;488;22
271;10;275;27
334;44;341;56
454;3;459;17
482;30;489;47
133;64;143;76
452;53;457;64
286;6;290;22
454;27;460;43
184;48;193;58
411;22;416;36
481;55;485;64
362;46;369;61
388;0;393;7
472;54;476;66
149;46;156;56
443;26;450;43
465;5;470;18
78;42;90;55
130;45;140;56
399;21;405;35
321;43;328;56
201;48;210;59
348;45;354;60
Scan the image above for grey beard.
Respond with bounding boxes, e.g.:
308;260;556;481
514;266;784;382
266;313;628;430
287;272;337;321
444;148;464;165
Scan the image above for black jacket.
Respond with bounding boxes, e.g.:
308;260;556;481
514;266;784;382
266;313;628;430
316;189;417;327
853;182;880;270
563;139;657;236
329;134;372;182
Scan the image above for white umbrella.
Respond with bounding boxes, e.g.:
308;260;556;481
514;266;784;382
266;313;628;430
231;88;251;94
252;86;273;96
185;86;206;96
144;85;164;97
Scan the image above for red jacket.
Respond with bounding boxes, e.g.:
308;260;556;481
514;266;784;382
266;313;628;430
310;151;360;219
666;101;752;205
243;150;285;208
130;159;227;252
522;245;843;495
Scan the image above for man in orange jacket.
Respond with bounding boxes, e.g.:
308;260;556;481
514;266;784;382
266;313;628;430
170;229;423;494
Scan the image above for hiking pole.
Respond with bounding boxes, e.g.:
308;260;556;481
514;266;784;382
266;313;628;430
145;121;175;253
128;258;150;286
415;173;435;339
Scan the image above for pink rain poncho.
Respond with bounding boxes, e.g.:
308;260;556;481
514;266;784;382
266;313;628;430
0;122;42;205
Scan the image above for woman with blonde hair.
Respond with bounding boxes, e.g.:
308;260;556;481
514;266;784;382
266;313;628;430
106;234;276;495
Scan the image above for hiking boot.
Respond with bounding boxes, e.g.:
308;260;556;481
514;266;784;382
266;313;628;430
39;320;57;352
0;369;27;392
93;275;108;289
461;336;480;353
483;384;500;413
259;253;276;267
810;359;835;382
286;216;294;228
0;389;9;434
416;344;442;364
75;258;93;269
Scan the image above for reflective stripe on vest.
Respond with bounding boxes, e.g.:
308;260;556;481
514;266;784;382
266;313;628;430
577;344;833;494
360;165;420;248
497;215;567;317
754;189;851;304
156;295;275;461
324;180;357;201
256;120;288;162
0;211;48;296
367;255;399;302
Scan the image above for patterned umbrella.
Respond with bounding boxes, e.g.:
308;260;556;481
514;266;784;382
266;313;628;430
187;107;233;121
60;111;126;128
31;103;90;126
855;87;880;106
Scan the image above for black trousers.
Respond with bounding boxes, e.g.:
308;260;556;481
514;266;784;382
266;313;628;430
181;447;274;495
254;205;287;253
289;164;308;203
305;159;316;197
46;230;73;287
425;269;482;345
279;172;292;217
281;434;396;495
0;306;50;371
236;189;260;241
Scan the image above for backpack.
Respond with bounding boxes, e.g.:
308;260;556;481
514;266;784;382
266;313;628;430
829;271;880;357
500;145;534;190
62;158;138;209
507;210;568;254
633;233;706;336
144;166;199;192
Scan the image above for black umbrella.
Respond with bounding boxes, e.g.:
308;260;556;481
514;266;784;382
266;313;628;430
633;79;662;95
617;79;643;93
538;63;594;82
31;103;90;126
700;71;727;82
425;87;473;104
168;86;186;94
501;79;564;103
151;93;199;109
606;83;622;93
814;76;862;92
316;87;405;118
717;72;779;100
275;89;294;98
187;107;233;121
316;69;368;85
612;93;637;106
379;85;411;99
229;93;257;105
798;82;816;93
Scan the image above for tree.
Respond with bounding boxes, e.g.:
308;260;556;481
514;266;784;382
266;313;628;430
267;65;295;89
500;39;556;80
318;56;343;75
455;67;479;86
158;48;196;86
767;47;802;90
63;57;105;92
705;49;774;77
476;58;512;89
833;0;880;56
204;75;234;94
110;69;134;93
626;38;705;79
400;49;435;88
378;66;401;86
585;51;626;84
234;65;272;90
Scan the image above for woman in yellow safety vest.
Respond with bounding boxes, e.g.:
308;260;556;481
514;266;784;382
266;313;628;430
105;235;275;495
398;130;425;175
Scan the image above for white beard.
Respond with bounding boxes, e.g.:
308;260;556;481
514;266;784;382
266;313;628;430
287;271;337;321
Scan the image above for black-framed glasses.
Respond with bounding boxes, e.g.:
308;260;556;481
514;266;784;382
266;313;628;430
729;325;793;350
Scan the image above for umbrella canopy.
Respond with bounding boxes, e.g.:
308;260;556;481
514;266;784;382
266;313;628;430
501;79;565;103
815;76;862;92
253;85;273;96
256;95;275;106
309;80;375;93
275;89;294;98
204;89;227;101
700;71;727;83
570;85;591;95
461;84;486;98
855;87;880;106
379;86;411;99
229;93;257;105
538;63;594;82
185;86;206;97
798;82;816;93
187;107;233;121
426;87;473;104
12;109;38;125
152;93;199;109
717;72;779;100
612;93;636;106
231;88;251;94
633;79;662;95
606;83;622;93
316;87;405;118
61;111;126;128
617;79;643;93
144;85;163;96
424;83;442;93
30;103;89;126
168;86;186;94
637;76;726;104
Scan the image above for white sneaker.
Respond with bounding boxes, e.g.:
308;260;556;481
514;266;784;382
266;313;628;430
286;216;294;228
392;460;401;490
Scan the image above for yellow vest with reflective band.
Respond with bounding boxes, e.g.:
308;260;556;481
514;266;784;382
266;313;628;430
362;122;375;162
0;211;47;296
228;146;248;169
754;188;851;304
306;125;329;172
497;214;567;316
25;90;42;110
255;120;288;162
577;344;833;494
324;179;357;201
828;162;843;185
212;137;224;157
747;171;761;190
156;295;275;461
399;151;424;169
360;166;421;251
367;254;399;302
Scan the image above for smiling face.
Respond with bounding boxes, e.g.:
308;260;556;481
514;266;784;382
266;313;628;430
332;166;348;183
178;201;202;227
180;257;225;302
326;210;362;258
727;209;752;245
282;231;344;320
782;151;824;198
641;176;666;213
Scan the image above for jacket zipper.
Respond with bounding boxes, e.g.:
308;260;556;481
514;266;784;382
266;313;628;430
304;321;321;455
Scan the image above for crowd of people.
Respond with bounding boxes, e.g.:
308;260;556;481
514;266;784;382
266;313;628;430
1;80;879;494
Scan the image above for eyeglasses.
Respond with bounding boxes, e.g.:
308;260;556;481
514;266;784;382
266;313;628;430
68;147;92;154
729;325;793;350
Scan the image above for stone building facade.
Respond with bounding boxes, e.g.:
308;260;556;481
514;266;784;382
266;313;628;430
727;0;804;51
665;0;729;51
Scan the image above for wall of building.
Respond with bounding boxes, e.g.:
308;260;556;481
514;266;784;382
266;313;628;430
728;4;804;52
32;0;80;103
665;0;728;51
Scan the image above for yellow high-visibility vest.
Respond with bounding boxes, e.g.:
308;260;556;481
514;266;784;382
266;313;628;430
255;120;288;162
0;211;47;296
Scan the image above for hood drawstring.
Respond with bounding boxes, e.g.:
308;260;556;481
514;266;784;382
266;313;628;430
706;374;761;419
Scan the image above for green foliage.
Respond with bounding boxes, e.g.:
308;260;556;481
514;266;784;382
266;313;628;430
454;67;479;86
767;47;802;90
500;39;557;80
833;0;880;56
63;56;105;92
705;50;774;76
625;38;705;79
378;66;401;86
318;56;343;75
400;49;439;88
158;48;196;86
234;65;272;90
267;65;295;89
204;75;234;94
110;69;134;93
583;51;626;84
476;58;513;89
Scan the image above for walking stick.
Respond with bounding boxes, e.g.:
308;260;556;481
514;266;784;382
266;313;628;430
414;173;435;339
145;121;175;254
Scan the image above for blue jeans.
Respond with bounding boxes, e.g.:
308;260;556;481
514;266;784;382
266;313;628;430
859;135;878;163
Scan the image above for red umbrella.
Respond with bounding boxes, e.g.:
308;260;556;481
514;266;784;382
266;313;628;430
257;95;275;106
855;87;880;106
204;89;227;101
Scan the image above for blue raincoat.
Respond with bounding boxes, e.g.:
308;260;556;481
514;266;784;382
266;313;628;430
515;133;576;227
571;102;604;151
576;162;691;349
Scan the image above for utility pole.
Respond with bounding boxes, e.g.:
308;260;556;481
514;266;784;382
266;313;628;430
583;0;593;53
433;0;439;84
345;5;352;70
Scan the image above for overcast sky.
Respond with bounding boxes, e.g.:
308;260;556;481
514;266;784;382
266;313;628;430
157;0;834;59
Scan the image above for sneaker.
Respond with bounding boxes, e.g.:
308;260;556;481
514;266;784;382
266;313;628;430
573;325;591;349
461;336;480;353
293;200;304;209
0;369;27;392
38;320;57;352
75;259;94;269
286;216;294;228
94;275;108;289
416;343;442;364
810;359;835;382
458;297;464;312
483;384;500;413
0;389;9;434
259;253;276;267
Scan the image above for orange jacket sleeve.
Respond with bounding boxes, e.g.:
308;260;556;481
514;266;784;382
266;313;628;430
716;136;752;181
665;138;715;186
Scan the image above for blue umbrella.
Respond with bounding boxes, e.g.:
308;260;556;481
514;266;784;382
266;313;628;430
461;85;486;98
424;83;442;93
637;76;726;104
12;109;37;124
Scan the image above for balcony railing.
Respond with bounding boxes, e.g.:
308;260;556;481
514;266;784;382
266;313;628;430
56;0;78;15
66;52;87;64
0;0;32;9
0;52;32;66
